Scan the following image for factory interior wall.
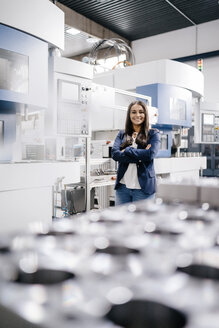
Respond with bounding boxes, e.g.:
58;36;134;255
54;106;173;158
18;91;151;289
199;57;219;103
132;19;219;64
132;19;219;104
132;25;196;63
182;57;219;104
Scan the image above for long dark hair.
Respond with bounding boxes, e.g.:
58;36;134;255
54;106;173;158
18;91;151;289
120;100;149;150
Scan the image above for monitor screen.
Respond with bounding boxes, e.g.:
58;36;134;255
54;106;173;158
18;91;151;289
59;80;79;102
203;113;214;125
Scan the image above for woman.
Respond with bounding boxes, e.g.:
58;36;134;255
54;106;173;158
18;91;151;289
112;100;160;205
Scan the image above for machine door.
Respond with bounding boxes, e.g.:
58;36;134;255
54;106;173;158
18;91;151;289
0;24;48;108
57;78;91;136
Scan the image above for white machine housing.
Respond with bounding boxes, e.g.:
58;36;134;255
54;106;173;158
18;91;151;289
90;83;157;131
0;0;64;49
94;59;204;98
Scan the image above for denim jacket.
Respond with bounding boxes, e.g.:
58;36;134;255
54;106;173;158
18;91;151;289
111;129;160;195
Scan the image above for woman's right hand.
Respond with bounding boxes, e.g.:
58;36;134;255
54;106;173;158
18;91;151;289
146;144;151;150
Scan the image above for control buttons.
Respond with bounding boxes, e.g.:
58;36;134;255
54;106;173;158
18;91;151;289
81;86;91;91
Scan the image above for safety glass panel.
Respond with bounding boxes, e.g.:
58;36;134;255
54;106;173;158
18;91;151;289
170;98;186;121
0;48;28;94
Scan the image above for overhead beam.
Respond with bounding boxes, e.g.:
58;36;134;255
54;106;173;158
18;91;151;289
56;2;130;45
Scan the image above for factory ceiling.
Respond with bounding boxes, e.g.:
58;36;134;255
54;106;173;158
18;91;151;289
57;0;219;41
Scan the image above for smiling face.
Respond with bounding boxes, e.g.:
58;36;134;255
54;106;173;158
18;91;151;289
130;104;145;128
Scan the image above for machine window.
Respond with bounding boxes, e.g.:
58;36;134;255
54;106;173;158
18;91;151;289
170;98;186;121
0;48;28;94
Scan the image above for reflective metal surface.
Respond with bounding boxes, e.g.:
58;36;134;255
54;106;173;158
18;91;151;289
1;197;219;327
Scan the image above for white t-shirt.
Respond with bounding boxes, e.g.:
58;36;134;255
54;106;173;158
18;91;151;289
120;134;141;189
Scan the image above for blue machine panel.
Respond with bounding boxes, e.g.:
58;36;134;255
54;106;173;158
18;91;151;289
0;24;48;108
137;83;192;128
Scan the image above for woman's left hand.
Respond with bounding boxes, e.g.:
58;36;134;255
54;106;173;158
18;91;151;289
146;144;151;150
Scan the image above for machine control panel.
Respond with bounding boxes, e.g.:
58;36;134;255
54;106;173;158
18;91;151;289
57;79;91;136
202;112;219;143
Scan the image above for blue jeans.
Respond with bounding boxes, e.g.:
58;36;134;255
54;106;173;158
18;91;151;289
115;183;155;206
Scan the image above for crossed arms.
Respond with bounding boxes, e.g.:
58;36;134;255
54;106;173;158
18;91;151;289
112;132;160;164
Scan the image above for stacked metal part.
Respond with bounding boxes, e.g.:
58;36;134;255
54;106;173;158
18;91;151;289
157;176;219;207
0;196;219;327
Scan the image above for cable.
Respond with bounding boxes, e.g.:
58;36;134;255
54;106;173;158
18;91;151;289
112;60;132;70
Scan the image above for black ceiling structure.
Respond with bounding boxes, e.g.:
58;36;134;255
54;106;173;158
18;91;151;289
57;0;219;41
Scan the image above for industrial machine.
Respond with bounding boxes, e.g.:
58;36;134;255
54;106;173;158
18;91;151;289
0;0;64;162
94;59;204;159
136;83;192;157
0;0;82;230
44;54;93;161
45;55;94;213
192;102;219;176
0;24;48;161
46;55;93;138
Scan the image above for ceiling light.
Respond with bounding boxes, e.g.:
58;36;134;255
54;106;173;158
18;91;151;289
66;27;81;35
